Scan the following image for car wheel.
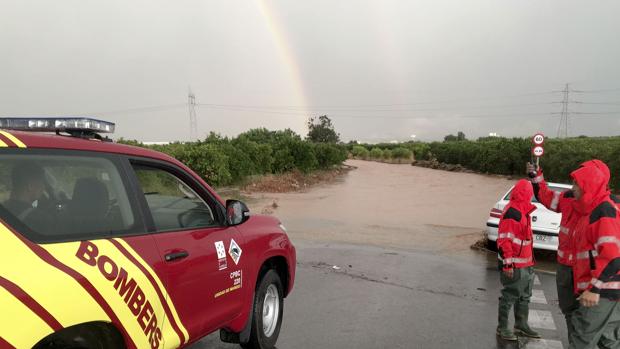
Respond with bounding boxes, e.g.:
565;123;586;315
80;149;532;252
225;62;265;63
242;269;284;349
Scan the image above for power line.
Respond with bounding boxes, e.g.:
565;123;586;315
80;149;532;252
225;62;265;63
571;111;620;115
72;89;560;116
197;105;553;119
71;99;550;116
61;86;618;131
575;87;620;94
551;111;620;115
578;102;620;106
197;93;557;111
196;102;552;113
330;112;554;119
87;103;186;115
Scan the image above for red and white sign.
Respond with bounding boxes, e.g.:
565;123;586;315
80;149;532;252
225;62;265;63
532;145;544;157
532;133;545;145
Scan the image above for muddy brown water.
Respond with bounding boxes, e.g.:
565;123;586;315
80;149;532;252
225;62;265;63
242;160;559;271
246;160;515;256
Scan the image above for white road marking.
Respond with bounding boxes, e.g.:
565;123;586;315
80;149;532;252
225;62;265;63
521;338;564;349
531;289;548;304
528;309;557;330
534;275;541;285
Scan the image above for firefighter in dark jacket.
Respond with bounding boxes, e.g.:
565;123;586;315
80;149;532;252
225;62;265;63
496;179;541;341
568;164;620;348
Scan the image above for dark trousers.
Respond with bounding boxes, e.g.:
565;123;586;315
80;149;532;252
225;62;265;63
498;266;534;329
557;264;580;343
569;298;620;349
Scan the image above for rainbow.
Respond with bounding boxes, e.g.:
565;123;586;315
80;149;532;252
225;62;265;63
255;1;308;129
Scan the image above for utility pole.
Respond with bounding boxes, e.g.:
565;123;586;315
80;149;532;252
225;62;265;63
556;83;570;138
188;88;198;141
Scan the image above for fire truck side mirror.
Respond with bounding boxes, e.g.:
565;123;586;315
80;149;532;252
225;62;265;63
226;200;250;226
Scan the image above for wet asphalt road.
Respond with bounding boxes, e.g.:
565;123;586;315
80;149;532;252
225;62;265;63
189;240;568;349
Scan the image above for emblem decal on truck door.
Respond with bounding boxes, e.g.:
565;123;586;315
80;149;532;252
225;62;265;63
215;241;227;270
228;239;242;265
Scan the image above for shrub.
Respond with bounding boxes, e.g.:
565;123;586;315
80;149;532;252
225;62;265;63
409;142;430;160
290;141;319;173
391;147;413;159
315;143;348;169
119;128;348;186
153;142;232;186
426;136;620;191
370;147;384;159
345;137;620;191
351;145;370;159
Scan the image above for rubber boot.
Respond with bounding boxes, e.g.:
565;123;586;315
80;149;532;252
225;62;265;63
497;300;517;341
514;302;541;338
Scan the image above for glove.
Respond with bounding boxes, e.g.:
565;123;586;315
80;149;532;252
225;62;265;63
526;162;537;178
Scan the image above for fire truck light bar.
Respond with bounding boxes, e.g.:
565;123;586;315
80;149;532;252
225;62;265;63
0;117;115;134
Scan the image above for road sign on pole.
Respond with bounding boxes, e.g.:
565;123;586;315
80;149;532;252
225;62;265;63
532;133;545;145
532;146;544;157
531;133;545;168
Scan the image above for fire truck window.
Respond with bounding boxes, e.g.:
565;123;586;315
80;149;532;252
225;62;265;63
0;153;136;243
132;165;217;232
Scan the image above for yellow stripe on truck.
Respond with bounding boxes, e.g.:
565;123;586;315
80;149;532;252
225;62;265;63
0;224;110;335
114;238;190;347
44;239;178;349
0;286;53;348
0;139;7;147
0;130;26;148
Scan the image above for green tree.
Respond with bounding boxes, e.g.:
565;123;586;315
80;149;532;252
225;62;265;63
444;134;458;142
307;115;340;143
444;132;466;142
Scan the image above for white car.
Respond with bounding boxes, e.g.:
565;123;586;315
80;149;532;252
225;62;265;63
486;182;572;251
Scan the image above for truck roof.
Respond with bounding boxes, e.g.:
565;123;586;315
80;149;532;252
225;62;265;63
1;130;177;163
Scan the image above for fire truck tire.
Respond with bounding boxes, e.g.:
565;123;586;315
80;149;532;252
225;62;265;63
242;269;284;349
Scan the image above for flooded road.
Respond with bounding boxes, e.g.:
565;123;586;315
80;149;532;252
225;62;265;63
192;160;566;349
250;160;514;256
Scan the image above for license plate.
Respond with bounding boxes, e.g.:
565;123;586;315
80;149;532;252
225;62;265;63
535;235;548;242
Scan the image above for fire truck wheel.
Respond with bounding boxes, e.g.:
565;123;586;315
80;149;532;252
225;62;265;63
242;269;284;349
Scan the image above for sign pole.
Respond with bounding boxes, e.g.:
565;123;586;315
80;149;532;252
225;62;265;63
532;133;545;171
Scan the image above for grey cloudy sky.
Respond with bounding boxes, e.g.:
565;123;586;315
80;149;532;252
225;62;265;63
1;0;619;142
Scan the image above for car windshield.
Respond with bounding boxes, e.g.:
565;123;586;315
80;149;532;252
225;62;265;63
503;185;569;203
